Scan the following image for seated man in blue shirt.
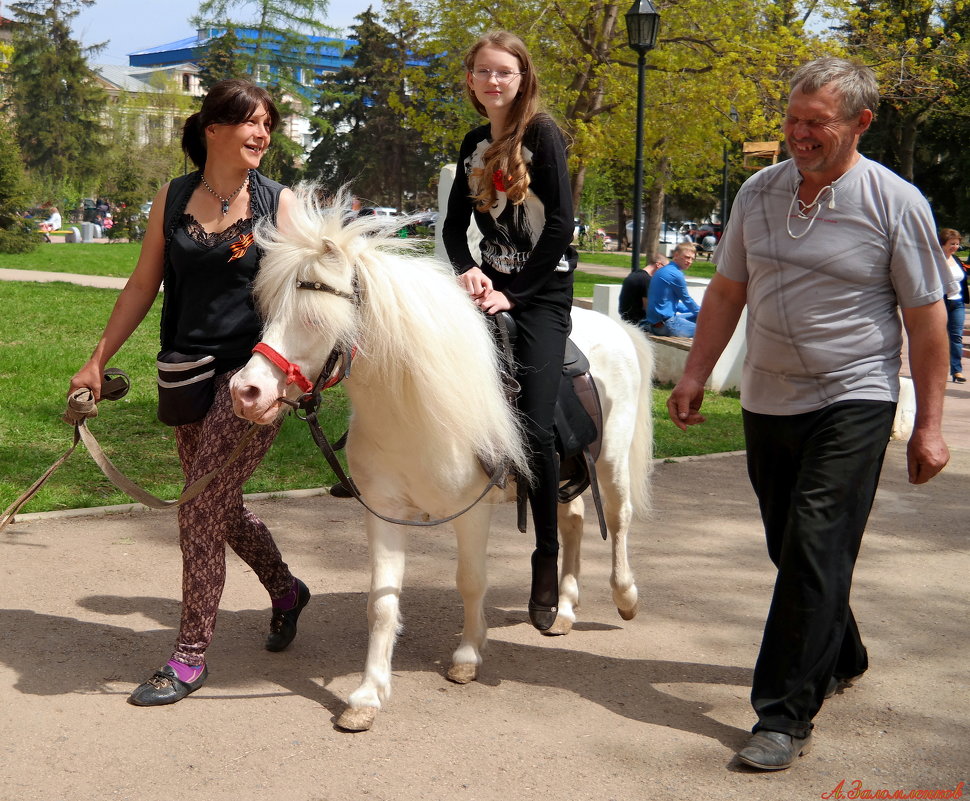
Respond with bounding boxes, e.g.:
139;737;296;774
645;242;701;336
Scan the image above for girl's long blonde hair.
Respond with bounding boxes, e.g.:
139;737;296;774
463;31;542;209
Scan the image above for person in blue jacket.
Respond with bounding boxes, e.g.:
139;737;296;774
645;242;701;336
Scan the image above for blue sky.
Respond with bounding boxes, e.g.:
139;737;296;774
71;0;381;65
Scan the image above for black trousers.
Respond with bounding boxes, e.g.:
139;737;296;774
742;400;896;738
511;290;572;555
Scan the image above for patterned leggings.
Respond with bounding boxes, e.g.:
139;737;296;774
171;370;293;666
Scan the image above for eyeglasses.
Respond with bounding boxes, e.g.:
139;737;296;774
470;68;525;84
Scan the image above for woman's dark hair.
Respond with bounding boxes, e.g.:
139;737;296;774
181;79;280;169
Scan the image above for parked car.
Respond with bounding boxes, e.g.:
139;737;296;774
694;223;723;242
410;210;438;231
625;220;682;246
358;206;398;218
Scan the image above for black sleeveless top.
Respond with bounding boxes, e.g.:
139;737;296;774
159;170;284;373
168;214;261;370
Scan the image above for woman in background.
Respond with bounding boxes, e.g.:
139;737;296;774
939;227;968;383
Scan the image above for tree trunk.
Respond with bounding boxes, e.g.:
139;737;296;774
897;115;918;184
643;154;670;259
571;163;585;217
616;198;628;251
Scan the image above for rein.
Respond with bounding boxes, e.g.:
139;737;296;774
292;388;509;528
258;275;510;528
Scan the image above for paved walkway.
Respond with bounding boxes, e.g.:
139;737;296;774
0;267;128;290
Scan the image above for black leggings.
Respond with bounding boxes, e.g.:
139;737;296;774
510;294;572;555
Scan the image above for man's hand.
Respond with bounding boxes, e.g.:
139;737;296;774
906;426;949;484
667;376;707;431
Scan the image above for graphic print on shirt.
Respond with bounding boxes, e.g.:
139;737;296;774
465;138;546;274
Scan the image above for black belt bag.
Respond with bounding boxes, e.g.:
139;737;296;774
156;351;216;426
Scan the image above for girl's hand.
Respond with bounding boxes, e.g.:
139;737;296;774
481;291;513;314
459;266;492;304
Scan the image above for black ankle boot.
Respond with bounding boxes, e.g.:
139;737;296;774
265;578;311;652
528;549;559;631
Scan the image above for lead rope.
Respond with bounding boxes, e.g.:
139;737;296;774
0;370;259;532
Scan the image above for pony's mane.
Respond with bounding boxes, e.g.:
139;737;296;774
253;184;529;477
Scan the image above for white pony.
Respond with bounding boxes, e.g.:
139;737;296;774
231;185;654;731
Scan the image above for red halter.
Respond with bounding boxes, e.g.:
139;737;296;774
252;342;314;393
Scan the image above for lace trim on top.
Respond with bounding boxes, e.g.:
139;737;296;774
181;213;253;248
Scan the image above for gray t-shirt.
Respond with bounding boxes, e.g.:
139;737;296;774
715;156;952;415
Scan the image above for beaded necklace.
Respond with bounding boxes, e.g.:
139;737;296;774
200;170;251;215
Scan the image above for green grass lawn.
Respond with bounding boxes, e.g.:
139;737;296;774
577;250;716;280
0;281;350;515
1;262;744;514
573;269;623;296
0;242;141;278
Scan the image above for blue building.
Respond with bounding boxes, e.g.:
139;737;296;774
125;27;358;151
128;27;355;94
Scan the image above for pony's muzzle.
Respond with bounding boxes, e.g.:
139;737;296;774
230;381;282;425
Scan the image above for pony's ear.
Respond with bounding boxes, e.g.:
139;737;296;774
320;237;339;256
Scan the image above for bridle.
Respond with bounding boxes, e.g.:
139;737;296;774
253;273;509;527
253;274;359;398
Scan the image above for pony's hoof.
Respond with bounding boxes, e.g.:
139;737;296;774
446;663;479;684
335;705;378;732
617;601;638;621
545;616;573;636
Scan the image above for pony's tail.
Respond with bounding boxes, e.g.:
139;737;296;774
624;327;655;518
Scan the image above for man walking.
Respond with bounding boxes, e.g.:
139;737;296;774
667;57;953;770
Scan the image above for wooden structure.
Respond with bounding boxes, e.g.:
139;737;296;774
743;141;782;170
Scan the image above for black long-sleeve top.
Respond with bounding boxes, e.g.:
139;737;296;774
442;114;576;308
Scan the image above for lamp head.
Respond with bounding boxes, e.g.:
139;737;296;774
625;0;661;54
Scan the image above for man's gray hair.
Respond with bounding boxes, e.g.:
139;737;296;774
790;57;879;119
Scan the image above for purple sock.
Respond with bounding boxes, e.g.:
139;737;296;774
272;578;299;610
167;659;204;683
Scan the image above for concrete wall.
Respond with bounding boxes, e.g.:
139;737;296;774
595;278;746;392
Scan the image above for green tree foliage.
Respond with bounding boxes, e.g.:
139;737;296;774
102;137;151;240
835;0;970;197
198;29;245;90
0;118;39;253
306;7;438;208
5;0;108;188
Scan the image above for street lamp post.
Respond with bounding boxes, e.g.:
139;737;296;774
721;106;739;230
625;0;660;273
